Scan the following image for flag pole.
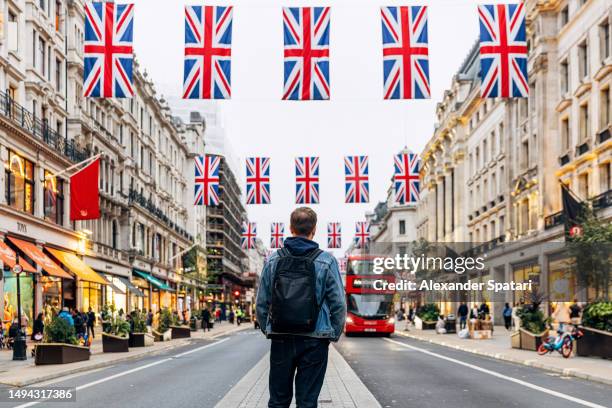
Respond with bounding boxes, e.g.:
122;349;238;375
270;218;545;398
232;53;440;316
558;179;583;202
44;153;102;181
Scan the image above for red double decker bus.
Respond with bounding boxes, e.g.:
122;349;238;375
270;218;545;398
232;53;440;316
344;255;395;336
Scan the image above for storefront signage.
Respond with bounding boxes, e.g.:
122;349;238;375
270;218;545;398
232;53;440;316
17;222;27;234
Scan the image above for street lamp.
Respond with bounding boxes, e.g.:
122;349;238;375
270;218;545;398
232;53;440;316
12;254;27;361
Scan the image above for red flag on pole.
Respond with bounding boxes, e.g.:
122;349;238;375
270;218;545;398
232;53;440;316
70;158;100;221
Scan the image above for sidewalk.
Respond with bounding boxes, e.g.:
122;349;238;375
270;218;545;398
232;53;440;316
0;322;248;387
394;323;612;385
215;346;381;408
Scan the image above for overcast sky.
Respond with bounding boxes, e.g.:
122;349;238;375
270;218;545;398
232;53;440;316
131;0;507;254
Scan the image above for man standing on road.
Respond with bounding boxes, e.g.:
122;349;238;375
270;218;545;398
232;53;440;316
256;207;346;408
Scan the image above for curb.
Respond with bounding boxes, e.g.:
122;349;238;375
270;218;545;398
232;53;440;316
393;330;612;386
3;326;249;387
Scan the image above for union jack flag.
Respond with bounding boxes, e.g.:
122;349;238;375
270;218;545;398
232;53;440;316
381;6;430;99
327;222;341;249
83;2;134;98
183;6;233;99
241;222;257;250
246;157;271;205
478;3;528;98
354;222;370;249
338;257;347;273
296;157;320;204
344;156;369;203
394;153;420;204
270;222;285;249
194;155;220;206
283;7;330;100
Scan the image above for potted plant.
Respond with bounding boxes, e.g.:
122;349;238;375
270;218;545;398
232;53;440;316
513;291;549;351
129;309;154;347
100;304;111;334
190;310;202;332
153;308;173;341
414;304;439;330
35;312;90;365
102;304;130;352
576;301;612;359
170;309;191;339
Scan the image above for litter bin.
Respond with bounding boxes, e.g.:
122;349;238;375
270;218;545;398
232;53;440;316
445;318;457;334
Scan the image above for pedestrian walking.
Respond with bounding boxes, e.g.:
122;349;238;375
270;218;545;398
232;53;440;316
256;207;346;408
569;299;582;325
457;302;468;330
58;307;74;327
202;308;211;331
503;303;512;330
146;310;153;327
87;307;96;339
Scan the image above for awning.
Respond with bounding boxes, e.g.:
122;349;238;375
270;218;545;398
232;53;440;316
103;274;126;295
7;237;73;279
118;276;145;297
133;269;174;291
0;241;37;273
46;248;107;285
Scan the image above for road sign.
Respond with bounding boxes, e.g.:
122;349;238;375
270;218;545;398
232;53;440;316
12;264;23;275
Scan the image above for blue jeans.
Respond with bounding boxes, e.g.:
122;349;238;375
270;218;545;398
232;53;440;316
268;336;330;408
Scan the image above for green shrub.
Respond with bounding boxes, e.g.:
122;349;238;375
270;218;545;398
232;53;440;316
581;302;612;332
44;315;77;345
105;304;130;338
158;308;176;332
416;303;440;322
131;310;147;333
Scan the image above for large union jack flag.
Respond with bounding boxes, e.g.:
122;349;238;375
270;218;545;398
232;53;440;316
478;3;528;98
270;222;285;249
354;222;370;249
344;156;369;203
194;155;220;206
283;7;330;100
327;222;341;249
241;222;257;250
84;2;134;98
296;157;320;204
246;157;271;205
381;6;430;99
394;153;420;204
183;6;232;99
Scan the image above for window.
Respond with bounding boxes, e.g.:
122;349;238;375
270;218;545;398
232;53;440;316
560;59;569;94
560;6;569;27
483;139;488;164
39;0;46;11
55;58;62;91
44;170;64;225
5;151;35;214
578;40;588;79
601;88;610;129
600;163;611;193
561;117;570;150
55;0;61;32
578;173;589;199
39;38;46;76
579;103;589;141
399;220;406;235
601;19;611;62
7;10;19;52
521;140;529;169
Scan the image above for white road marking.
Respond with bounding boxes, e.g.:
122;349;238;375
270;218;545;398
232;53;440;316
12;338;230;408
383;338;606;408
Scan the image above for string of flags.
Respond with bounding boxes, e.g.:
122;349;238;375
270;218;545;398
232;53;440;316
83;3;528;100
194;153;421;207
241;221;370;250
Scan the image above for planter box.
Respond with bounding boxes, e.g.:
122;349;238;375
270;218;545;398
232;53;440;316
152;329;172;342
34;343;90;365
129;332;154;347
414;316;437;330
190;319;202;332
519;328;548;351
510;330;521;349
576;327;612;359
171;326;191;339
102;333;129;353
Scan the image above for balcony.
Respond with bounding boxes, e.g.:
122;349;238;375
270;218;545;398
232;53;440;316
544;211;565;229
0;91;89;163
592;189;612;211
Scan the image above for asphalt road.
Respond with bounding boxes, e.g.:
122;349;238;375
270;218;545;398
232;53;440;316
335;334;612;408
0;329;268;408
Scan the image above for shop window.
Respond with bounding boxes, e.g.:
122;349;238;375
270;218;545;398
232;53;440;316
548;256;576;302
512;262;541;304
81;281;102;313
44;170;64;225
6;151;35;214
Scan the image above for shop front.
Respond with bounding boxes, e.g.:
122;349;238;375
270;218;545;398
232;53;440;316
104;275;127;312
133;270;174;312
512;260;541;304
1;240;38;333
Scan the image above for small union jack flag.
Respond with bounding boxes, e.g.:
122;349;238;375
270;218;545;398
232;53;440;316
338;257;347;273
394;153;420;204
241;222;257;250
194;155;220;206
183;6;233;99
296;157;320;204
354;222;370;249
83;2;134;98
283;7;330;100
478;3;528;98
246;157;271;205
270;222;285;249
327;222;341;249
344;156;369;203
381;6;430;99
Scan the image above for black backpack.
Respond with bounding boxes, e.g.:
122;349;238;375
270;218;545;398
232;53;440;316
270;248;323;333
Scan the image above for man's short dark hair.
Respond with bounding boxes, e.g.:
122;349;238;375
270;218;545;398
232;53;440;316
290;207;317;236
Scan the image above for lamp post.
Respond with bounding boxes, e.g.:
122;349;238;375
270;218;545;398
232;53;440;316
12;254;27;361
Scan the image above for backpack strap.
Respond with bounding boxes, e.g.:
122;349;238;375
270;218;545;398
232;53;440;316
278;248;290;258
306;249;323;262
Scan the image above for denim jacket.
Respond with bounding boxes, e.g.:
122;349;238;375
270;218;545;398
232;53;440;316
256;237;346;342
